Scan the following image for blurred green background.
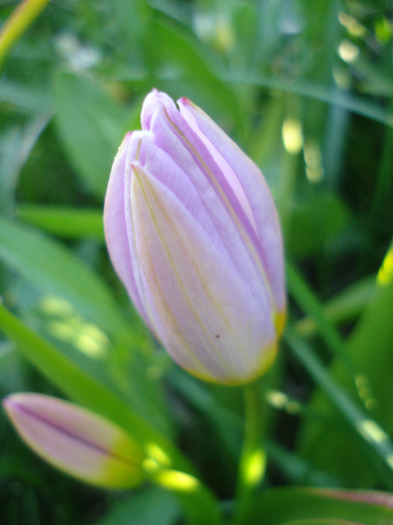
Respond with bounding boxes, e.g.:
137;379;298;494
0;0;392;524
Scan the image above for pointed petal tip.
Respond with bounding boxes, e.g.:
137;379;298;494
116;131;133;152
2;396;12;416
3;393;26;414
178;97;202;114
178;96;191;105
141;89;176;130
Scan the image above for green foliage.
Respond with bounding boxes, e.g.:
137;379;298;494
54;71;129;198
95;486;180;525
297;244;393;488
0;0;392;524
248;486;393;524
0;216;128;338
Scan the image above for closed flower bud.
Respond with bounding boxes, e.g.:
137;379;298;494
3;393;144;488
104;90;285;385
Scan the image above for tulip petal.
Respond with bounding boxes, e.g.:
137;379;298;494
130;162;276;384
3;393;144;488
142;104;275;315
104;132;150;323
178;97;286;318
142;91;258;247
141;89;177;131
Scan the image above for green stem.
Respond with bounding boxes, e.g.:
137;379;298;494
233;382;266;525
145;466;222;525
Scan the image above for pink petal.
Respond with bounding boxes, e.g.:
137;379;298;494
178;97;286;316
130;162;276;384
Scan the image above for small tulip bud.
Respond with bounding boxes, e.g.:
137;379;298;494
104;90;285;385
3;393;144;488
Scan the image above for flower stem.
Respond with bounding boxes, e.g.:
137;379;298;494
233;382;266;525
145;466;223;525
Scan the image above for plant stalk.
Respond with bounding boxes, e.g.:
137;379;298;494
233;381;266;525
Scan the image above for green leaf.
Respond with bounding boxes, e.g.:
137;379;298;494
286;329;393;488
96;486;179;525
0;217;127;339
297;242;393;487
286;193;349;259
54;71;128;198
248;486;393;525
17;205;104;241
0;304;193;475
287;262;354;370
0;79;52;114
0;115;51;214
248;96;285;175
295;275;375;337
112;0;151;46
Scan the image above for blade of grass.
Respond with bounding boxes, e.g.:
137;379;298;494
223;73;393;127
286;328;393;489
298;242;393;487
0;0;50;67
294;274;375;337
287;261;356;375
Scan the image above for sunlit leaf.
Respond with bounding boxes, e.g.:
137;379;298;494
17;205;104;241
0;217;128;339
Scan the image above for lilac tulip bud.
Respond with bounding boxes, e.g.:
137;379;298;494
3;393;144;488
104;90;285;385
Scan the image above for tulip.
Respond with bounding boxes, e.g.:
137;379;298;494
104;90;285;385
3;393;144;488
